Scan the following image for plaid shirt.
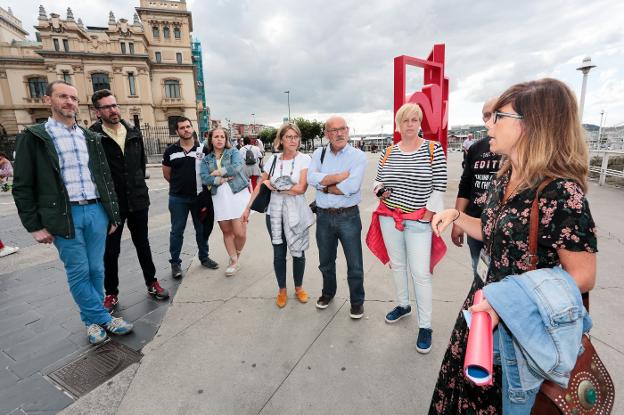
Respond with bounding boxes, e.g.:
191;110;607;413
45;117;99;202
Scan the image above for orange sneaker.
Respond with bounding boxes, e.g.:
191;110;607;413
295;288;309;303
276;291;287;308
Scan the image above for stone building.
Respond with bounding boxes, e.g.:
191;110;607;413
0;0;200;136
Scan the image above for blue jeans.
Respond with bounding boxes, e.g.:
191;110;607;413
53;202;112;326
466;235;483;279
168;194;209;265
315;207;365;305
379;216;432;328
266;215;305;289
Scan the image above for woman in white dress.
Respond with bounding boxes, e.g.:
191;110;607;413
200;128;251;276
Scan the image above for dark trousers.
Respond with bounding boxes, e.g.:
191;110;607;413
104;207;156;296
315;207;365;305
265;215;305;289
169;194;208;265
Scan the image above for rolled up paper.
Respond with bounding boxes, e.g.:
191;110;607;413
464;289;493;386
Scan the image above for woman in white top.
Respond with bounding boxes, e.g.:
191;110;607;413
242;123;313;308
200;128;251;276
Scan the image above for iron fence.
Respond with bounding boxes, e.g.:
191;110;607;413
140;125;179;156
0;135;16;160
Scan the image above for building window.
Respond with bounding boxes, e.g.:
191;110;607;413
129;42;135;55
92;73;110;93
155;51;162;63
152;26;159;38
121;42;126;54
174;27;181;39
28;77;48;98
128;72;137;96
164;80;180;98
163;26;170;38
62;71;71;84
53;38;59;51
63;39;69;52
176;53;182;64
168;116;181;135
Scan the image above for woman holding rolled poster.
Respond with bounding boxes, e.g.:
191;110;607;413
428;78;597;414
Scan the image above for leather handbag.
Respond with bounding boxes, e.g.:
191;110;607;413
250;155;277;213
528;180;615;415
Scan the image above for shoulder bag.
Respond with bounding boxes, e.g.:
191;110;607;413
529;180;615;415
249;155;278;213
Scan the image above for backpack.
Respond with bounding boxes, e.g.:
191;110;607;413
244;146;256;165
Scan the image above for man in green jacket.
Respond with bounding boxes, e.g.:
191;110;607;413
13;80;133;345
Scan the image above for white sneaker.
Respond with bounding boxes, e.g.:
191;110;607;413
225;258;239;277
87;324;107;345
0;245;19;258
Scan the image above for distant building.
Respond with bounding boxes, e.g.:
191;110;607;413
0;1;202;135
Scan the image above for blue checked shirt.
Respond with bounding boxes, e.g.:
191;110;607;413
45;117;99;202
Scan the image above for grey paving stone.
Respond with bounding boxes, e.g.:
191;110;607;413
4;326;71;361
0;367;20;390
8;339;79;379
0;325;37;349
0;374;73;415
0;310;42;337
136;303;169;327
116;299;162;324
111;320;159;352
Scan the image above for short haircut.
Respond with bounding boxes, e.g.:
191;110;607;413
91;89;114;107
0;151;7;158
175;116;192;130
394;103;423;131
206;128;232;153
45;80;73;97
243;136;252;145
273;122;301;151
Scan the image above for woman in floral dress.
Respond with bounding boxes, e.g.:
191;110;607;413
428;78;598;414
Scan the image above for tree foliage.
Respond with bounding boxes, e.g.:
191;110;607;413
257;127;277;150
293;117;323;151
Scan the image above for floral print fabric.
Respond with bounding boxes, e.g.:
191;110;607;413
429;172;597;414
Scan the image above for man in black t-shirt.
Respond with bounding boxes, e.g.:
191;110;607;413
162;117;218;278
452;98;502;276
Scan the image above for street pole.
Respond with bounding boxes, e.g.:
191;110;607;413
251;113;255;135
576;57;597;122
284;90;290;121
598;110;605;149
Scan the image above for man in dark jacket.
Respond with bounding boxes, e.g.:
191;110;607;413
90;89;169;313
13;80;133;345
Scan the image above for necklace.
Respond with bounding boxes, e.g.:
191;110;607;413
278;153;296;177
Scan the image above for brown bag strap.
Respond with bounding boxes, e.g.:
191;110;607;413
528;178;589;311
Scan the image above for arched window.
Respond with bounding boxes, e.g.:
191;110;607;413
163;26;170;38
152;26;160;38
92;73;110;93
28;77;48;98
174;27;181;39
164;80;180;98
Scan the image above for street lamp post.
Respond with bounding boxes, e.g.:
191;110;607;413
284;90;291;121
598;110;605;149
251;113;256;135
576;56;597;122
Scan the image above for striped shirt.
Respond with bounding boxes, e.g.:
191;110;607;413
374;141;447;213
45;117;99;202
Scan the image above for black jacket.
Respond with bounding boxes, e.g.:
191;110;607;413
90;120;149;213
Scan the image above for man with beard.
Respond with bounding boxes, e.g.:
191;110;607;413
13;80;133;344
90;89;169;313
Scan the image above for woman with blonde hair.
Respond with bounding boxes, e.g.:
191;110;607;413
242;122;314;308
200;128;250;276
428;78;597;414
366;102;447;353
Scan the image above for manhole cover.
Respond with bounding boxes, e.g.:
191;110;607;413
48;341;142;397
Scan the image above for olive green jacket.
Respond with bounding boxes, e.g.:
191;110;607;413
12;122;121;239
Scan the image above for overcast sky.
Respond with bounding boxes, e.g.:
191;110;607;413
5;0;623;133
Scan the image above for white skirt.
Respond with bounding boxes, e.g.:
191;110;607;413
213;183;250;221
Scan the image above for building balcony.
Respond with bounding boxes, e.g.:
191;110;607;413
160;97;184;107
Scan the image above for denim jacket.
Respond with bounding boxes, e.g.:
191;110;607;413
483;267;591;408
200;147;249;196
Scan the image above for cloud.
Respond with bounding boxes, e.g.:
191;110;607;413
5;0;624;130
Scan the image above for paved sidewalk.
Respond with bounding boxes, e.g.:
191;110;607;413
18;152;624;414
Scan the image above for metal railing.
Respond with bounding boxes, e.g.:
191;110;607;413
140;125;179;156
589;150;624;186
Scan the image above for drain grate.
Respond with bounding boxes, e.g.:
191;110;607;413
48;341;142;398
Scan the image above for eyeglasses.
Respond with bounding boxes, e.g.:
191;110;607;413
492;111;523;124
96;104;119;111
482;112;492;122
283;135;299;141
326;126;348;134
54;93;79;103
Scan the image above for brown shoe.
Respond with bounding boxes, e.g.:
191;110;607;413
276;291;287;308
295;288;309;303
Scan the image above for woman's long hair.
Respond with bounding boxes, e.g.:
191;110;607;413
206;127;232;153
495;78;589;192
